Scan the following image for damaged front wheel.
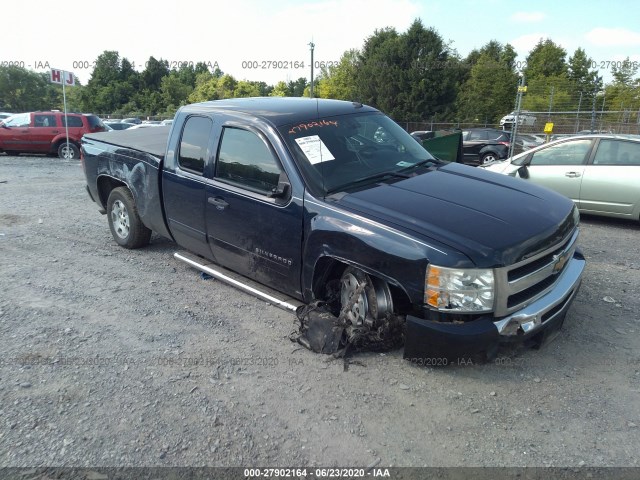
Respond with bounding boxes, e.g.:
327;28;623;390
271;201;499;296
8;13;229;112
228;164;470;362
340;267;393;326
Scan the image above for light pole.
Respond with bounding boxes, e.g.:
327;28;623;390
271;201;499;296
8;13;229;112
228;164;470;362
508;73;526;159
309;41;315;98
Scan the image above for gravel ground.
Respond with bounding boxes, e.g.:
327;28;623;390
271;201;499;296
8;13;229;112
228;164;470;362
0;154;639;469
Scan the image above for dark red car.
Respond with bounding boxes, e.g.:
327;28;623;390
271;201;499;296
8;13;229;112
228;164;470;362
0;111;106;159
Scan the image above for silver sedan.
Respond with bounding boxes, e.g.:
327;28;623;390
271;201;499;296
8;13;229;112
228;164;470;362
481;135;640;223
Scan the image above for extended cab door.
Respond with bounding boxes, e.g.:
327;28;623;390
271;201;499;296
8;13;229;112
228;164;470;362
161;115;214;258
205;124;304;298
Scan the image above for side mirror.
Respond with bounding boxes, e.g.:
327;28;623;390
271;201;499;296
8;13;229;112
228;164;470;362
269;180;290;199
517;165;529;179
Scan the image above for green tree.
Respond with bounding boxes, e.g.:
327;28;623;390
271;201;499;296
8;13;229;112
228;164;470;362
605;57;640;113
79;51;140;114
354;20;460;121
567;48;601;109
188;72;218;103
457;51;518;124
270;81;289;97
160;72;193;111
316;49;358;100
235;80;261;97
525;39;568;79
287;77;308;97
0;66;56;111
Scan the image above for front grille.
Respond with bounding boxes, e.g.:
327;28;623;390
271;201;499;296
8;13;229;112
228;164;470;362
494;229;579;317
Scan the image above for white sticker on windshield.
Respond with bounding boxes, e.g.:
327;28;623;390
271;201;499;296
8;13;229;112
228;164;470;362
294;135;335;165
396;161;413;167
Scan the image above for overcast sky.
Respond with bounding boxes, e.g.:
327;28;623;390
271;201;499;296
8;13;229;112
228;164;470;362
2;0;639;86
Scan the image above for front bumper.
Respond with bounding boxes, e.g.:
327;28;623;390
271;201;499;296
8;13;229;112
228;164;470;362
404;249;586;362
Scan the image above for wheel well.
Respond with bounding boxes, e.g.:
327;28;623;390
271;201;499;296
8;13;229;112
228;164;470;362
311;257;411;314
97;176;128;209
52;139;80;154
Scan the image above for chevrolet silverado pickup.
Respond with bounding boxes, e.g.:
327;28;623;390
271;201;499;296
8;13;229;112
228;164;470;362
81;98;585;361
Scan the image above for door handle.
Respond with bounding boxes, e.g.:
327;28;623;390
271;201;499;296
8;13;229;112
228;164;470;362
52;130;60;133
208;196;229;210
565;172;581;178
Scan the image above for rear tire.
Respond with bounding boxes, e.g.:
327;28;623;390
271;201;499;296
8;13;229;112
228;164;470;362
481;152;498;164
58;142;80;159
106;187;151;249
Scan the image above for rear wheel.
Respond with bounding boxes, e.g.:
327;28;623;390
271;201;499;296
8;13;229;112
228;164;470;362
481;152;498;164
58;142;80;159
106;187;151;249
339;266;393;326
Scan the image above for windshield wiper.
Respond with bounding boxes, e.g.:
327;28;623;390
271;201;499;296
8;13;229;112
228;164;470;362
398;158;442;172
327;171;411;194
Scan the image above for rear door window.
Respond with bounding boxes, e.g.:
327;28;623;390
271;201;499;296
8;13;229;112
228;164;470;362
592;139;640;166
61;115;84;127
177;116;212;175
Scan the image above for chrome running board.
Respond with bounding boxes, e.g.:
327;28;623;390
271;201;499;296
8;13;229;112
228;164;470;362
174;251;303;313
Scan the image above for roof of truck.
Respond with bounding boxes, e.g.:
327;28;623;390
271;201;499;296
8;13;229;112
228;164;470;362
182;97;379;126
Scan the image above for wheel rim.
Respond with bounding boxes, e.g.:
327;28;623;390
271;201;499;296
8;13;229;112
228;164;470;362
482;154;496;164
111;200;130;239
60;145;76;159
340;272;368;325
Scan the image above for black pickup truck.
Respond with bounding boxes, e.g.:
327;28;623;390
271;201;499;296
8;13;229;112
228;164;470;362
81;98;585;361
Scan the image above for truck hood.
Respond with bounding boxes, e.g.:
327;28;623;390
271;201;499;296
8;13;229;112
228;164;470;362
333;162;577;268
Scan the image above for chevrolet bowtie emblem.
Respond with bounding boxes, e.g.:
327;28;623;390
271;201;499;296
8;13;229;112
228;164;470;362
552;251;570;274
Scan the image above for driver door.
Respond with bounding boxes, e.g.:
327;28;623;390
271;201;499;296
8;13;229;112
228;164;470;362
205;124;304;298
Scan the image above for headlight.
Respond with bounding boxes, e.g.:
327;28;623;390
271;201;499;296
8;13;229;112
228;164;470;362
425;265;495;313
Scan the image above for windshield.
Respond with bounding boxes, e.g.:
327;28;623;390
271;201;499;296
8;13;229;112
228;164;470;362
279;112;437;195
2;113;30;127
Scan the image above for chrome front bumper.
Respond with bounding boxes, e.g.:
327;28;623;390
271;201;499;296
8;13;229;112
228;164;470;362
403;249;585;361
493;251;586;337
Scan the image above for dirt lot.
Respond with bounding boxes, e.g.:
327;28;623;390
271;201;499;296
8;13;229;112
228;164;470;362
1;154;639;469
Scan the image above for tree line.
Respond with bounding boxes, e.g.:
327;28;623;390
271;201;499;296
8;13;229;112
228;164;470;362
1;19;638;124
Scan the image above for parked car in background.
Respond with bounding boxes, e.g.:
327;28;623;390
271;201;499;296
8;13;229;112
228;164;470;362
516;133;545;151
128;123;165;130
122;117;142;125
461;128;517;165
481;135;640;223
160;119;174;126
0;111;106;158
500;110;537;127
104;121;136;131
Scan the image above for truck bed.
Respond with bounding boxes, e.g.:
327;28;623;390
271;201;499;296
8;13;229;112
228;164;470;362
84;126;171;160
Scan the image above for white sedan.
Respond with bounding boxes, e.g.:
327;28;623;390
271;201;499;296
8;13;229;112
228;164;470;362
481;135;640;223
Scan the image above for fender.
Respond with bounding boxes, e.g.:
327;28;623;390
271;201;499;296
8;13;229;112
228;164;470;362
300;200;469;305
51;134;81;148
92;145;172;239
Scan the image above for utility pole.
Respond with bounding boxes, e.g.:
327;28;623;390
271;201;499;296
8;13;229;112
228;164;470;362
575;91;583;133
590;75;603;133
309;41;315;98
